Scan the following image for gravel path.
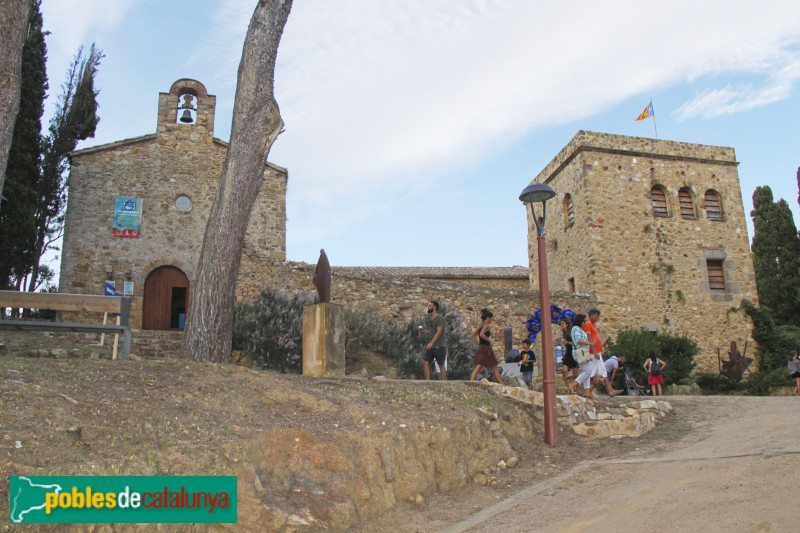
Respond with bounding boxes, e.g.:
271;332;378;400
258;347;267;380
444;396;800;533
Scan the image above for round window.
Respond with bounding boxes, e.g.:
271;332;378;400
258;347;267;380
175;195;192;212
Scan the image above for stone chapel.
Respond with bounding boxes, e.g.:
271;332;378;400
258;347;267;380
60;79;288;331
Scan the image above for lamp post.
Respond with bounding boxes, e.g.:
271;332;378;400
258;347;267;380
519;183;558;446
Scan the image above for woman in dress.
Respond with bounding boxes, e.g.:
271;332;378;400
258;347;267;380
560;318;578;383
644;350;667;396
469;308;504;384
569;314;596;398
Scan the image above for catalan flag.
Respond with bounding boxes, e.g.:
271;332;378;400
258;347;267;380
636;101;654;121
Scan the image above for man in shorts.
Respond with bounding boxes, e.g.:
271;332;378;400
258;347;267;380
421;301;447;380
583;308;622;396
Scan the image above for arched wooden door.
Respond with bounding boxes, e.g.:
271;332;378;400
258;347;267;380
142;266;190;330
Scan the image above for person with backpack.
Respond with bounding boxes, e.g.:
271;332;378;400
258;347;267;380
644;351;667;396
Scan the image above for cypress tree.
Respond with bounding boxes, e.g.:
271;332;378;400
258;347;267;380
26;44;103;292
750;185;800;325
0;0;47;290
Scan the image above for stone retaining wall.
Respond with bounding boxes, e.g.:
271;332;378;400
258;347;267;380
480;380;673;438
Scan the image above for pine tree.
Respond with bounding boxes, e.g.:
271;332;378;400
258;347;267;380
750;185;800;325
183;0;293;363
0;0;31;202
0;0;47;290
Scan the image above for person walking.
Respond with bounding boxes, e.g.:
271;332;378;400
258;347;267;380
470;308;504;384
420;301;447;380
788;351;800;395
569;314;596;398
583;308;622;396
559;318;578;383
644;351;667;396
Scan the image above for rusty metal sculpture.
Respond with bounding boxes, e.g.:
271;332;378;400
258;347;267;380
313;249;332;304
718;340;752;382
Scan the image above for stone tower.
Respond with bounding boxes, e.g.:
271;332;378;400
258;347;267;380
60;79;287;331
526;131;758;371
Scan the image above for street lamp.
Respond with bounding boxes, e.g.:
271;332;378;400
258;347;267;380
519;182;558;446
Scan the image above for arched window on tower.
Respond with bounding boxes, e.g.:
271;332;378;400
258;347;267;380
678;187;695;219
650;186;669;217
563;193;574;228
704;189;723;220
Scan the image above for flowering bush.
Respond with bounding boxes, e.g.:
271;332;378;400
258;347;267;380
232;288;315;373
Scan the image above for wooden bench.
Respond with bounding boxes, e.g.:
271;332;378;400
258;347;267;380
0;290;131;360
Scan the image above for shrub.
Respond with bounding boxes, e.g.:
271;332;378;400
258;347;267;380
604;328;698;385
232;288;314;373
741;367;792;396
739;299;800;370
233;291;477;378
693;372;743;395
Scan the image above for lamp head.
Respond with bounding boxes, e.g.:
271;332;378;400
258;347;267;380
519;183;556;205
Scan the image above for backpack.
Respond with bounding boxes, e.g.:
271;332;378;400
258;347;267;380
650;359;662;375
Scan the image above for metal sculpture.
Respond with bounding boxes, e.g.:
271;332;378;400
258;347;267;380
313;249;332;304
719;340;752;382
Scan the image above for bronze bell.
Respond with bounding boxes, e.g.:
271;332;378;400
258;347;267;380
179;109;193;123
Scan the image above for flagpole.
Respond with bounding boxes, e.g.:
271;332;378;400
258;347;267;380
652;100;658;138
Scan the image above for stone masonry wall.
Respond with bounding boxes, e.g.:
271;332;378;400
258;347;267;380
527;131;758;372
236;257;596;353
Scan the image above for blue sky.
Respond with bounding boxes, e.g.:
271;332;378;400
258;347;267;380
40;0;800;268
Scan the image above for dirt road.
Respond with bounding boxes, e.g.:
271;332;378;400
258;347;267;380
443;396;800;533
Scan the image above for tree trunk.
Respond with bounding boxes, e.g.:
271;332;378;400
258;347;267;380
0;0;31;205
182;0;293;363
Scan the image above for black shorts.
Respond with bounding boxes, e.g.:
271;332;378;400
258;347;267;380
562;352;578;370
792;371;800;379
424;347;446;365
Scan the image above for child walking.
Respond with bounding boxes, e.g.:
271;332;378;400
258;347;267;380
519;339;536;390
644;351;667;396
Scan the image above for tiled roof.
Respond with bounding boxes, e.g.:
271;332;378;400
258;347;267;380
332;266;529;280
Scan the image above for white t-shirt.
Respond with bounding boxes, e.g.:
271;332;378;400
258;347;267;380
604;356;620;375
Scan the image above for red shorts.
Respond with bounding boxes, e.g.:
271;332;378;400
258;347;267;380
648;373;664;386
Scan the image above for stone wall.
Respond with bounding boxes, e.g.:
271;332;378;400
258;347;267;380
236;257;596;351
527;131;758;372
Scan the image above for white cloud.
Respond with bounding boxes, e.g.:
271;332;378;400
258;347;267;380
675;53;800;120
69;0;800;254
43;0;136;58
193;0;800;249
